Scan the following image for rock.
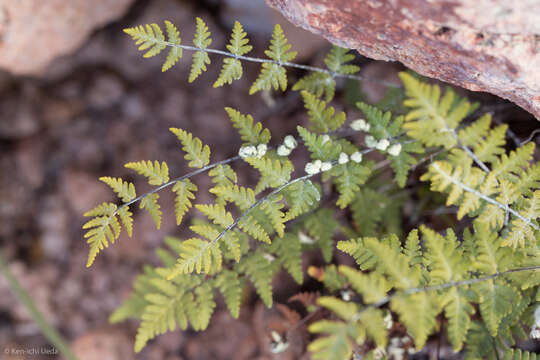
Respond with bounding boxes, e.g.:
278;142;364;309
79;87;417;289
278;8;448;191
71;327;134;360
265;0;540;120
0;0;134;75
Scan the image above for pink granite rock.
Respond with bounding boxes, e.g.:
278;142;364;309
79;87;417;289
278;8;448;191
266;0;540;119
0;0;133;75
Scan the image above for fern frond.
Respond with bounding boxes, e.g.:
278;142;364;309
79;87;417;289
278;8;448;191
210;184;255;211
444;287;476;351
399;72;470;148
304;208;337;262
124;23;167;58
169;128;211;168
259;195;286;238
238;215;271;243
215;270;243;318
237;252;278;307
330;162;372;208
308;320;357;360
292;72;334;102
297;126;341;161
339;265;390;304
209;164;237;187
162;20;182;72
283;180;320;221
250;24;297;94
140;193;162;229
125;160;170;185
324;46;360;75
301;91;346;133
169;237;221;276
225;107;270;145
390;292;441;348
83;202;119;267
189;17;212;82
214;21;251;88
503;349;539;360
475;280;516;336
195;203;234;228
268;232;303;283
118;206;134;237
245;157;293;193
172;179;197;225
422;226;468;283
99;177;136;202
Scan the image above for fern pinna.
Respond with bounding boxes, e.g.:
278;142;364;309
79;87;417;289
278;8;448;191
83;17;540;357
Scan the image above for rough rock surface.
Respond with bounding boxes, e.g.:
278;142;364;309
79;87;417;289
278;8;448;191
0;0;134;75
266;0;540;119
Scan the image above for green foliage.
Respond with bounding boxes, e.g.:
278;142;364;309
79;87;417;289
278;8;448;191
93;20;540;357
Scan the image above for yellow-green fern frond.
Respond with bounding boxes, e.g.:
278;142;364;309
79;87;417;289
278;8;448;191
162;20;182;72
330;161;372;209
210;184;255;211
259;194;286;237
293;72;334;102
297;126;341;161
169;128;211;168
324;46;360;76
339;265;390;304
214;21;252;87
308;319;358;360
189;17;212;82
444;287;475;351
250;24;297;94
169;237;222;277
83;202;120;267
245;157;293;193
99;176;136;202
118;206;134;237
125;160;170;185
267;232;303;283
475;280;517;336
399;72;471;148
237;252;278;307
215;270;243;318
140;193;162;228
422;226;468;283
283;180;320;221
503;349;539;360
301;91;346;133
195;203;234;228
238;215;271;243
225;107;271;145
172;179;197;225
124;23;166;58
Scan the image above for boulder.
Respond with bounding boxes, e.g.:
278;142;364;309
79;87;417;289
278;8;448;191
266;0;540;119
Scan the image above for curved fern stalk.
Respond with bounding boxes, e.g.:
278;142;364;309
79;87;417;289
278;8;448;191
124;19;400;88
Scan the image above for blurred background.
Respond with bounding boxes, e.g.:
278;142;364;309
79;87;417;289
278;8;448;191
0;1;537;359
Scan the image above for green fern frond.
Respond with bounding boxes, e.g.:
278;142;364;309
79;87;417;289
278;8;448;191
292;72;335;102
162;20;182;72
169;128;211;168
99;177;136;202
189;17;212;82
237;252;278;307
444;287;476;351
124;23;167;58
422;226;468;283
268;232;303;283
330;161;372;208
238;215;271;243
83;202;120;267
259;195;286;237
475;280;517;336
492;142;535;180
225;107;271;145
503;349;539;360
304;208;337;262
140;193;162;228
403;229;423;266
308;320;358;360
324;46;360;75
297;126;342;161
245;157;293;193
172;179;197;225
283;180;320;221
125;160;170;185
301;91;346;133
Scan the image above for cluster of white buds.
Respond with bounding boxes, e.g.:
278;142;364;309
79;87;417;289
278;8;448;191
305;159;333;175
530;305;540;339
365;135;402;156
277;134;298;157
269;331;289;354
350;151;363;163
383;311;393;330
350;118;370;132
239;143;267;159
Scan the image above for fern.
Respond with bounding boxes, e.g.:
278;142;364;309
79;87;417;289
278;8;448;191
250;24;297;94
93;24;540;358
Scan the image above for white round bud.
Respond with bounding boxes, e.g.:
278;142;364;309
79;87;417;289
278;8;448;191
365;135;377;148
387;143;402;156
320;162;332;171
350;151;363;163
283;135;297;149
338;152;349;164
277;145;291;157
376;139;390;151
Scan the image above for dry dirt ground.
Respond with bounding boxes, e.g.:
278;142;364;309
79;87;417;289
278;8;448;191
0;1;537;359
